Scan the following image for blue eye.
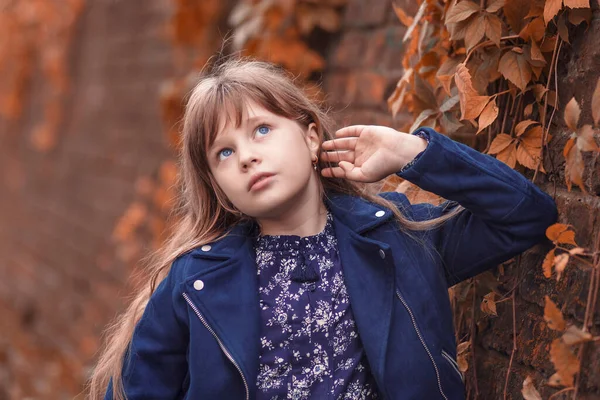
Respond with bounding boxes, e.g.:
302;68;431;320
256;125;271;136
218;148;233;161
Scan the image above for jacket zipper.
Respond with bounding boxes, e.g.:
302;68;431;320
441;349;464;382
396;289;448;400
182;292;249;400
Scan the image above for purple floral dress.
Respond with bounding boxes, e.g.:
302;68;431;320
253;210;380;400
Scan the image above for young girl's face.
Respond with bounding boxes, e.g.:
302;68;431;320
207;100;320;220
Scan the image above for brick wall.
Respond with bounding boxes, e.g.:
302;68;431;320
0;1;176;398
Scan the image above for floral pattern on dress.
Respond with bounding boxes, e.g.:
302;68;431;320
254;210;380;400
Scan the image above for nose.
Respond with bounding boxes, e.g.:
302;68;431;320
238;143;260;170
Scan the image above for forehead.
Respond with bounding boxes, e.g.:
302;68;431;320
215;100;279;139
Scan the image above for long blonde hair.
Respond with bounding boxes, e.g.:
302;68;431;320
87;57;464;399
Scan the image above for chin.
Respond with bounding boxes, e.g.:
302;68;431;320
240;185;309;219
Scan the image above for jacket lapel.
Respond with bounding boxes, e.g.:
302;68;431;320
326;194;396;388
182;222;261;395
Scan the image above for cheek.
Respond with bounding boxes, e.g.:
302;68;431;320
276;135;312;172
210;168;237;196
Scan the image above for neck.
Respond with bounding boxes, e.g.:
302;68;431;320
257;180;327;237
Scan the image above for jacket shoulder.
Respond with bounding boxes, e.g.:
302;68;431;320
166;250;203;287
378;190;458;224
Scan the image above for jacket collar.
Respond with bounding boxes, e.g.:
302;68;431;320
188;192;394;260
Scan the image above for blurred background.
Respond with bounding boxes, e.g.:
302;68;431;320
1;0;599;399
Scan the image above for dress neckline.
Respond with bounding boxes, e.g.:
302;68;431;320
254;210;333;252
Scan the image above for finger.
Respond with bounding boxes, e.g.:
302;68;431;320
334;125;368;138
321;137;358;151
320;150;354;163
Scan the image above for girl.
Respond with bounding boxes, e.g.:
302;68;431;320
89;58;558;400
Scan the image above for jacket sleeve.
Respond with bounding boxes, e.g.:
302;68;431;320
389;127;558;287
104;257;190;399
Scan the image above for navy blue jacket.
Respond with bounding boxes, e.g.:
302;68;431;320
105;127;558;399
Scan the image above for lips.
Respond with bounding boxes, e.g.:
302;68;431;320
248;172;275;191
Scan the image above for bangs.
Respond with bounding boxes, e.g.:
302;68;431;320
204;84;264;150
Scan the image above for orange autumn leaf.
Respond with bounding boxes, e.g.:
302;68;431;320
543;248;555;278
529;39;545;63
546;223;571;242
563;0;590;8
503;0;530;34
486;0;505;13
544;295;566;331
445;1;481;24
549;338;580;387
520;17;546;43
557;229;577;246
496;140;518;168
465;13;487;50
520;125;547;147
515;120;539;136
454;63;491;120
448;15;473;41
483;13;503;47
517;126;545;170
498;48;532;91
480;292;498;316
477;98;499;133
516;143;540;169
488;133;514;154
544;0;563;24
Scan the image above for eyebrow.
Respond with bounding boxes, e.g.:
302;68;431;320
211;114;272;150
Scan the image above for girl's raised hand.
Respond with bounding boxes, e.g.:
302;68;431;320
320;125;427;183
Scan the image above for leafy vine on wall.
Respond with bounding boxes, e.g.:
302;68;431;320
387;0;599;397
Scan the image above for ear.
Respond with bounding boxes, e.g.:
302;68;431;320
305;122;320;156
